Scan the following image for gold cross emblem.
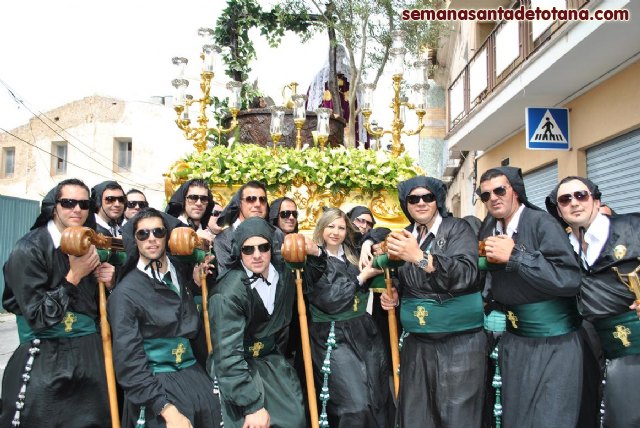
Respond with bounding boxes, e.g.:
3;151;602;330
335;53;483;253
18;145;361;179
413;306;428;326
249;341;264;357
353;295;360;312
63;312;77;332
507;311;519;329
172;343;186;363
613;325;631;347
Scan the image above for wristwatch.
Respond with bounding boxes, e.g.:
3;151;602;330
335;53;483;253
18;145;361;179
416;251;430;270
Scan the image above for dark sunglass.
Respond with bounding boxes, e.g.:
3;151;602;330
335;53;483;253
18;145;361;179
557;190;591;207
242;195;268;204
212;209;222;217
57;199;91;210
479;186;509;203
354;217;374;228
104;196;126;204
126;200;149;209
279;210;298;219
407;193;437;205
185;194;209;204
241;242;271;256
135;227;167;241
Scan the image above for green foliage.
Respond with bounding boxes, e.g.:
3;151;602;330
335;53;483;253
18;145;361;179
181;144;423;192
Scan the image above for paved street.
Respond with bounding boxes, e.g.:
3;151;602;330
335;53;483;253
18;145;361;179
0;312;19;396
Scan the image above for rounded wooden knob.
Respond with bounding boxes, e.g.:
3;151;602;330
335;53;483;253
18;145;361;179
60;226;96;256
168;227;199;256
478;240;486;257
282;233;307;264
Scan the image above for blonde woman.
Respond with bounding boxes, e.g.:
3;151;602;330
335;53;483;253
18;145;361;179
304;208;390;427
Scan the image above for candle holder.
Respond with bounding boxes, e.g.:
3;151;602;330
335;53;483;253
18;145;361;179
270;106;286;150
292;94;307;150
171;28;242;153
316;107;332;149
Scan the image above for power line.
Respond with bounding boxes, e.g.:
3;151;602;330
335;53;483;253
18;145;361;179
0;126;164;192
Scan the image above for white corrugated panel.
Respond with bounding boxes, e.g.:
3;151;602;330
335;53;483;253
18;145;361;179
523;162;558;210
587;129;640;214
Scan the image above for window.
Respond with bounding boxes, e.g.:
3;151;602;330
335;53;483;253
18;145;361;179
115;138;132;171
2;147;15;178
51;141;68;175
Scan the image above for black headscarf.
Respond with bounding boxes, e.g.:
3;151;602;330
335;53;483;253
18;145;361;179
268;197;299;233
231;217;275;264
347;206;376;226
216;182;270;228
397;176;449;223
31;183;96;230
477;166;542;211
545;176;602;228
165;179;215;230
91;181;124;212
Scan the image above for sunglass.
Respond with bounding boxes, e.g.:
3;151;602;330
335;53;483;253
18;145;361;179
104;196;126;204
354;217;374;228
57;199;91;210
279;210;298;219
241;195;268;204
557;190;591;207
135;227;167;241
241;242;271;255
186;195;209;204
479;186;509;203
212;209;222;217
126;201;149;209
407;194;437;204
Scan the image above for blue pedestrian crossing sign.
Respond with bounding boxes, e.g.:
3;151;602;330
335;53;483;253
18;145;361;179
526;107;570;150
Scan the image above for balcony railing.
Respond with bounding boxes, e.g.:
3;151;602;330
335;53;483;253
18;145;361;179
448;0;590;131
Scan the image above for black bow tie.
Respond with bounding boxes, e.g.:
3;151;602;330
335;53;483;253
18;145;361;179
243;272;271;286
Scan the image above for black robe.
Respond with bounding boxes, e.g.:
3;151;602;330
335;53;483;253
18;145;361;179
107;264;222;428
478;207;584;428
0;226;111;427
304;252;391;428
209;263;305;428
395;216;487;428
577;213;640;428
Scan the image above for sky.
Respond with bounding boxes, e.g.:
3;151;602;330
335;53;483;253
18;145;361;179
0;0;329;130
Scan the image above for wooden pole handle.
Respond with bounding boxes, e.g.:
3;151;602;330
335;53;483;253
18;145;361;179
200;272;213;354
385;268;400;399
296;270;319;428
99;281;120;428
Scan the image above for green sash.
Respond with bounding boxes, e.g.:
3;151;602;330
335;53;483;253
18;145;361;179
309;291;369;323
594;311;640;359
505;298;580;337
243;334;277;358
16;312;97;344
400;292;484;334
142;337;196;374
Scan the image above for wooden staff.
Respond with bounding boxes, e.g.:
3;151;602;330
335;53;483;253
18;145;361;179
60;226;122;428
377;240;401;399
168;227;212;353
281;234;319;428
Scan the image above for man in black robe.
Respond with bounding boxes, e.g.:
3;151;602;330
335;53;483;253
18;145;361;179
92;180;126;237
1;178;113;427
546;176;640;427
269;197;299;235
108;208;222;427
477;166;583;427
209;217;311;428
214;180;284;278
382;176;487;427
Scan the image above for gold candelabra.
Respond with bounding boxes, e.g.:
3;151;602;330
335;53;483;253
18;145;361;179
171;28;242;153
361;31;429;157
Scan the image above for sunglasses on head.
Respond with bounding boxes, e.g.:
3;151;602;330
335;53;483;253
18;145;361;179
135;227;167;241
407;193;437;205
354;217;374;228
241;242;271;256
57;199;91;210
557;190;591;207
479;186;509;203
279;210;298;219
126;200;149;209
186;194;209;204
242;195;268;204
104;196;126;204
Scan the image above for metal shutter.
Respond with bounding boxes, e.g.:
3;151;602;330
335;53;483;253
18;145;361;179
587;129;640;214
523;162;558;210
